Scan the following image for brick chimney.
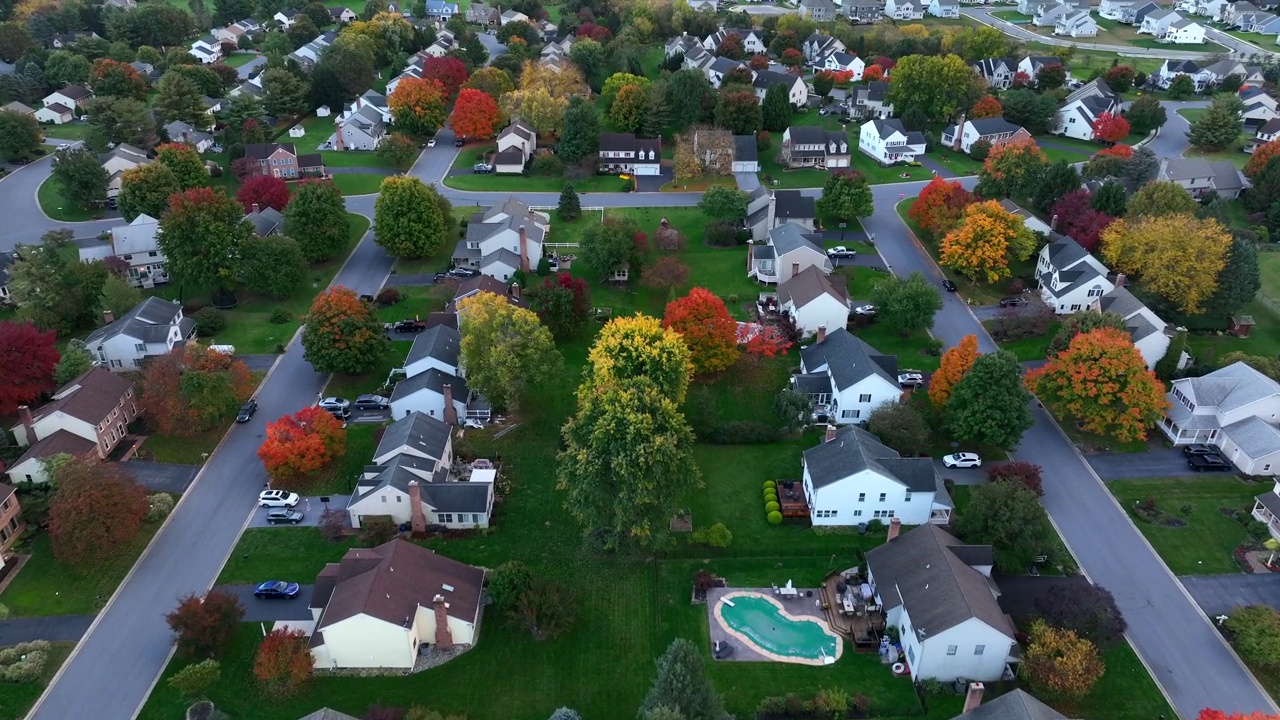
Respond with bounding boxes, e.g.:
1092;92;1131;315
407;480;426;533
518;226;529;272
18;405;33;434
103;309;115;324
952;113;966;152
1114;272;1127;288
510;283;521;300
962;683;985;714
442;383;458;425
887;516;902;542
817;325;826;344
432;594;454;650
251;202;260;214
824;424;837;443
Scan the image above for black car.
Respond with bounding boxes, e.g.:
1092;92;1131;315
455;136;466;147
941;279;957;292
236;400;258;423
449;267;480;278
393;319;427;333
254;580;301;599
1187;453;1233;472
999;296;1026;308
1182;443;1216;456
353;394;390;410
266;509;304;524
433;272;450;282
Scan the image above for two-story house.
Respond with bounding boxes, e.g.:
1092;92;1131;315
705;56;752;88
597;133;661;176
1202;59;1266;87
494;120;537;174
450;198;548;281
35;84;93;124
273;9;298;27
752;70;808;107
83;297;196;371
1033;2;1075;26
851;81;894;119
803;33;846;62
335;104;387;151
1157;157;1246;199
858;118;926;165
1140;7;1184;33
1099;0;1140;20
99;143;152;199
465;2;498;24
1053;79;1122;141
1017;55;1064;80
885;0;926;19
330;5;358;22
8;368;138;484
749;222;832;284
287;31;337;72
1246;117;1280;153
799;0;837;20
794;329;904;428
666;33;703;59
1056;8;1099;35
813;51;865;79
0;484;24;556
778;267;851;337
1092;285;1176;371
391;325;489;425
188;34;223;63
781;126;851;169
801;423;951;524
1153;59;1213;91
1036;236;1115;313
213;18;259;47
77;213;168;288
1163;17;1208;42
846;0;885;22
1163;361;1280;474
973;57;1018;89
929;0;961;16
424;0;459;19
164;120;215;154
704;28;766;54
942;118;1032;154
242;142;325;179
1240;86;1280;131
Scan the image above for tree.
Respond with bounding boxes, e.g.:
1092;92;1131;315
1225;605;1280;670
866;401;931;455
1035;63;1067;91
697;185;749;224
1036;583;1127;648
1102;64;1135;92
449;87;502;140
986;461;1043;496
310;33;376;110
100;274;143;320
1167;74;1195;99
580;217;644;280
863;64;884;81
168;659;221;700
976;137;1048;200
45;50;91;85
119;163;180;221
1051;190;1114;252
48;458;149;566
815;171;873;222
0;321;59;414
527;272;591;339
610;83;648;134
761;82;792;133
1206;236;1261;318
1100;214;1231;314
140;344;255;434
1025;327;1167;443
998;88;1058;135
1189;93;1244;151
955;481;1055;573
301;286;390;375
639;638;725;720
665;68;715;132
1250;158;1280;214
463;66;514;102
662;288;739;375
643;256;691;296
944;350;1032;450
236;175;290;214
257;406;347;486
585;314;693;403
714;87;762;135
0;22;36;62
389;77;449;137
508;577;575;640
285;180;349;262
909;176;975;239
458;292;562;410
1246;139;1280;180
0;110;41;161
55;342;93;386
886;54;978;124
155;71;209;126
970;95;1002;119
156;143;207;190
1126;94;1167;136
89;58;148;100
557;96;600;163
1127;180;1197;218
166;590;245;660
1091;111;1130;143
420;56;467;101
1030;160;1081;213
1046;310;1128;357
602;72;651;109
260;67;311;119
1020;620;1105;699
242;235;306;299
1196;712;1280;720
930;334;978;408
1091;180;1128;217
51;147;109;210
870;272;943;336
501;61;589;135
374;175;447;258
253;628;313;696
10;235;108;335
378;133;420;169
812;70;835;98
159;188;252;293
940;200;1037;283
550;185;582;224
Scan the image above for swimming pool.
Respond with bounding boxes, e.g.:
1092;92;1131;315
714;591;842;665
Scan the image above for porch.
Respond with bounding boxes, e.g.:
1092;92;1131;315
819;570;885;648
774;479;810;518
1251;490;1280;543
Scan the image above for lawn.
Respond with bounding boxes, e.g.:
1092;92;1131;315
326;173;387;195
285;114;400;169
36;176;100;222
39;122;92;141
445;142;632;192
1108;476;1264;575
222;52;259;68
857;321;944;372
217;527;361;584
991;9;1028;21
758;141;938;189
989;321;1061;362
0;642;74;720
323;340;412;401
1039;146;1093;165
895;200;1035;307
1186;298;1280;362
134;426;225;465
1260;252;1280;299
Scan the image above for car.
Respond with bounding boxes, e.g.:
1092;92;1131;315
254;580;301;599
449;267;480;278
826;246;856;258
455;137;466;147
898;372;925;387
427;138;436;147
942;452;982;468
1187;453;1232;472
433;272;449;282
11;157;31;165
266;508;304;524
1182;443;1217;456
941;279;957;292
818;108;828;116
353;394;390;410
57;143;71;151
258;489;300;507
318;397;351;413
473;163;492;174
392;319;427;333
235;399;258;423
853;304;877;316
999;296;1026;308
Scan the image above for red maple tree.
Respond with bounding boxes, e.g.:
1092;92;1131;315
422;56;469;100
831;69;855;84
749;54;770;71
780;48;803;67
0;321;59;414
1245;139;1280;179
166;589;245;659
1096;143;1134;159
874;55;895;70
1091;112;1131;143
253;628;313;696
862;65;884;82
576;21;612;42
257;406;347;488
970;95;1003;119
663;287;739;375
48;458;150;565
1011;70;1032;88
743;324;793;358
909;176;976;239
235;174;290;212
449;88;502;140
1051;190;1116;252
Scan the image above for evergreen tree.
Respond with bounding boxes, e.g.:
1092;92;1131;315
1188;95;1243;152
557;96;600;164
557;183;581;221
639;638;725;720
1205;235;1261;317
1091;180;1127;217
1032;160;1081;213
1154;328;1187;381
1246;158;1280;213
760;82;792;132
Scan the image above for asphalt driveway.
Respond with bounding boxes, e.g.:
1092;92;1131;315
122;461;199;493
1086;448;1200;480
1181;574;1280;618
238;354;279;372
0;615;95;646
214;585;315;622
246;495;351;528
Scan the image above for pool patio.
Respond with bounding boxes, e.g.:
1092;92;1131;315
706;587;844;665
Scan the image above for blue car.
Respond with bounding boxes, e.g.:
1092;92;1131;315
254;580;301;599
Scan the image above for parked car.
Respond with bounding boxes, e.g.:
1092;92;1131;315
941;279;957;292
433;272;449;282
455;136;466;147
853;304;877;316
266;508;304;524
353;394;390;410
826;246;856;258
999;296;1026;308
1188;453;1232;472
56;143;71;151
898;372;925;388
235;399;258;423
392;319;427;333
258;489;300;507
449;267;480;278
1182;443;1217;456
254;580;301;599
473;163;492;174
942;452;982;468
427;138;436;147
318;397;351;413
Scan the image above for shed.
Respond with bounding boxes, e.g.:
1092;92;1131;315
1230;314;1256;338
288;125;305;137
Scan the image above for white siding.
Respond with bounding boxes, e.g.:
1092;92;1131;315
911;618;1014;681
803;462;934;526
313;615;416;669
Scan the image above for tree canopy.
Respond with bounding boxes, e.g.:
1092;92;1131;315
457;292;562;410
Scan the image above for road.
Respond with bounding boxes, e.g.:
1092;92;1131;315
234;54;266;79
1;141;116;249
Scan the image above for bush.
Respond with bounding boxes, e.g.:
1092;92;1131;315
986;461;1044;497
192;307;227;336
767;510;783;524
704;421;783;444
168;659;221;700
147;492;175;522
269;307;292;324
764;489;778;502
704;221;738;247
1248;520;1272;541
1180;503;1195;517
865;519;885;535
764;480;776;490
488;560;534;610
360;516;399;546
186;700;230;720
318;508;347;541
689;522;733;547
531;151;564;176
969;139;992;161
377;288;401;305
0;642;49;682
765;500;780;513
757;130;771;151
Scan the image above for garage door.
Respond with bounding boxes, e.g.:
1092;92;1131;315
634;165;660;176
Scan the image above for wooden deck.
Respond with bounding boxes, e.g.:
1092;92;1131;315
775;480;809;518
820;572;885;649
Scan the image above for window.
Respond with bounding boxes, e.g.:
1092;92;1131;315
905;492;912;502
873;509;896;518
907;646;915;664
857;493;865;502
816;510;838;518
859;394;872;402
841;409;855;419
878;493;886;502
0;499;8;512
381;496;387;503
853;510;862;517
439;513;454;523
396;496;402;503
974;645;985;656
947;645;958;656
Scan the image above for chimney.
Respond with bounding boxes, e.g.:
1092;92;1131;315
517;226;531;272
432;595;454;650
18;405;33;433
887;516;902;542
817;325;826;344
442;383;458;425
103;309;115;324
1114;272;1126;288
824;424;837;443
251;202;260;214
962;683;985;714
952;113;966;152
791;261;799;278
407;480;427;534
510;283;521;300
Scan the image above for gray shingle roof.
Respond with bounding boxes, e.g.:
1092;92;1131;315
405;325;461;372
83;297;186;346
968;117;1025;136
1224;414;1280;458
734;135;758;163
952;689;1068;720
769;222;825;259
376;410;451;463
804;424;929;490
779;265;849;310
391;366;469;406
774;190;815;220
799;327;897;392
1179;361;1280;412
1210;160;1245;192
1043;236;1090;271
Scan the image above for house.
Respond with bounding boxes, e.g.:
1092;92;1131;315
814;51;865;79
704;28;766;54
1157;157;1247;199
749;222;832;284
1052;79;1122;140
1130;0;1165;23
1234;9;1280;29
951;688;1068;720
973;57;1019;89
242;142;325;178
308;539;484;669
1252;479;1280;542
214;18;260;47
1139;7;1183;33
2;101;34;117
801;424;951;523
1222;0;1260;22
424;0;459;18
1017;55;1063;80
778;267;851;336
7;367;138;484
999;200;1053;235
48;30;101;49
287;31;338;71
846;0;885;22
865;524;1017;681
781;126;851;169
1163;17;1207;42
803;33;846;62
500;9;529;24
494;120;536;173
885;0;926;19
34;101;74;124
83;297;195;371
38;84;93;122
391;368;475;425
942;118;1031;154
687;0;717;9
1240;87;1280;131
1017;0;1052;13
1153;59;1212;91
1099;0;1140;19
244;204;285;236
1033;2;1075;26
345;412;494;530
466;2;497;23
450;198;548;282
929;0;961;16
1092;285;1175;370
334;105;386;151
752;70;808;107
1202;59;1266;87
330;6;357;22
77;213;168;288
705;56;751;88
1163;362;1280;474
273;9;298;27
0;484;24;556
597;133;661;176
774;190;816;229
858;118;926;165
800;0;838;20
1036;235;1115;313
189;34;223;63
795;330;903;427
666;33;703;59
164;120;215;153
100;143;151;199
851;81;895;119
1246;117;1280;152
1055;9;1099;35
446;275;527;319
733;135;759;172
403;325;462;380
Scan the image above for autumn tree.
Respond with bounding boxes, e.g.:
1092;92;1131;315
166;590;245;659
141;344;255;435
863;64;884;81
886;53;981;124
1091;112;1130;143
930;334;978;408
987;461;1044;497
89;58;148;99
119;163;180;222
421;55;468;100
663;288;739;375
975;137;1048;200
1051;190;1114;252
940;200;1037;284
374;175;448;258
816;171;873;222
285;180;350;262
236;174;290;213
0;321;59;414
1224;605;1280;670
253;628;313;696
1127;179;1197;218
1245;139;1280;180
945;350;1032;450
48;458;150;566
158;188;253;294
257;406;347;487
1196;712;1280;720
585;314;693;403
449;88;502;140
301;286;390;375
389;77;449;137
462;65;515;102
1100;214;1231;314
909;176;975;240
714;88;763;135
1020;620;1105;699
870;272;943;336
1025;328;1168;443
1046;310;1128;357
602;72;650;109
1036;583;1127;648
501;60;588;135
458;292;562;410
526;272;591;339
867;401;931;455
642;256;691;296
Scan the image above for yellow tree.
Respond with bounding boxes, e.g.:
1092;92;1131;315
586;313;693;403
457;292;563;410
1020;619;1105;699
501;60;588;136
1099;214;1231;314
929;334;978;408
939;200;1036;284
673;133;703;181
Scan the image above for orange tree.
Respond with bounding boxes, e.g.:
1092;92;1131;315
48;457;150;565
970;95;1002;119
1198;711;1280;720
1245;138;1280;179
929;334;978;409
662;287;739;374
863;65;884;81
939;200;1036;284
975;137;1048;200
388;77;448;137
448;87;502;140
253;628;313;696
1025;327;1168;443
909;176;975;239
1096;143;1133;160
256;406;347;488
141;344;255;434
165;589;244;659
1020;619;1105;699
300;286;390;374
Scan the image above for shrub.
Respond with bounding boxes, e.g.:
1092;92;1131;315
487;560;534;610
1180;503;1195;517
147;492;175;522
168;659;221;699
704;221;738;247
689;522;733;547
767;510;783;524
764;480;776;490
1248;520;1272;541
969;139;992;161
377;288;401;305
986;461;1044;497
865;519;885;534
318;508;347;541
757;130;771;151
0;640;51;682
360;516;398;545
812;687;851;719
765;500;780;513
764;489;778;502
269;307;292;324
531;151;564;175
192;308;227;336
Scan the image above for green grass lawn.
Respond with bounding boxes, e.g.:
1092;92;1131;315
758;143;937;189
990;321;1061;361
895;200;1034;306
1108;476;1263;575
991;9;1028;21
135;426;225;465
286;114;400;169
222;52;258;68
0;642;74;720
1260;252;1280;298
1039;146;1093;165
1186;298;1280;363
445;142;628;192
39;122;92;141
36;176;100;222
326;173;387;195
323;340;411;401
857;321;944;372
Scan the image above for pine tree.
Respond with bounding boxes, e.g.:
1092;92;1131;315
761;82;792;132
639;638;725;720
1031;160;1081;213
557;183;581;221
1155;328;1187;381
557;96;600;164
1091;180;1127;217
1188;98;1244;152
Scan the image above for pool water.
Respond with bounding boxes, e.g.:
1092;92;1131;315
719;594;840;661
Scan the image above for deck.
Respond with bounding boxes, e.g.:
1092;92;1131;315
820;572;885;649
775;480;809;518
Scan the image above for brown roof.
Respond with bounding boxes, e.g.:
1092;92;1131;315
297;153;324;170
27;367;134;427
445;276;527;312
314;539;484;630
43;103;73;115
13;430;98;467
0;483;15;505
59;84;93;101
778;265;849;309
243;142;297;160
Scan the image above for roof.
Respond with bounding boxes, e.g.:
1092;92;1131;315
298;710;362;720
778;265;849;309
1042;235;1091;271
866;118;924;144
84;297;186;347
1231;414;1280;459
297;153;323;169
244;206;284;235
313;539;484;630
99;143;149;167
774;190;815;220
753;69;800;91
953;690;1069;720
243;142;295;160
786;125;847;147
734;135;758;163
1210;160;1245;192
376;411;451;462
20;367;134;428
482;247;521;271
799;327;898;393
12;429;99;469
1176;361;1280;413
391;366;469;406
866;524;1014;640
803;424;939;492
493;147;525;166
110;213;160;256
405;324;461;373
357;456;490;513
1097;285;1146;319
768;222;825;259
1160;157;1213;180
2;101;33;114
57;84;92;101
863;80;890;102
42;102;72;115
967;117;1025;136
498;120;535;144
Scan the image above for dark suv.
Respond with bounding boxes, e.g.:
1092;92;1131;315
999;296;1026;307
1187;453;1232;472
1182;443;1216;456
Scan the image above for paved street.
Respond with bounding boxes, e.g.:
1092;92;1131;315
0;141;116;249
0;615;94;646
122;461;200;494
1182;574;1280;617
1086;449;1201;480
214;585;316;622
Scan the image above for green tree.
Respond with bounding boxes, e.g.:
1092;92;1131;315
260;67;311;118
158;188;253;293
601;72;651;110
696;185;749;224
866;401;931;455
1046;311;1128;356
457;292;562;410
998;88;1058;135
1167;74;1195;99
45;50;90;85
954;481;1056;572
301;286;391;374
580;217;644;280
639;638;725;720
1125;94;1167;135
557;96;601;164
568;37;606;88
118;162;181;221
168;659;221;700
609;84;648;134
310;33;377;110
815;171;873;222
0;109;41;160
373;175;447;258
99;274;143;319
761;82;792;132
1127;180;1197;218
284;180;350;262
944;350;1033;450
714;87;762;135
557;183;581;221
1224;605;1280;669
870;272;943;335
156;143;208;190
1091;180;1127;217
51;147;109;210
10;234;109;334
1188;94;1244;152
462;65;515;101
886;54;978;124
1035;63;1067;91
1031;160;1081;213
377;132;420;169
84;96;158;152
242;235;306;299
1206;236;1261;317
55;341;94;385
665;68;715;132
154;71;209;126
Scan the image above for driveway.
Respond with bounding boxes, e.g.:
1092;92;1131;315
993;574;1093;618
235;54;265;79
1181;574;1280;618
213;585;316;622
0;615;95;646
1086;448;1200;480
636;168;673;192
247;495;351;528
935;460;986;486
477;32;506;63
238;354;279;372
122;461;199;494
388;272;441;286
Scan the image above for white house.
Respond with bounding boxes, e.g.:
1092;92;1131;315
164;120;215;153
1099;0;1139;19
865;524;1018;681
973;58;1018;89
1055;9;1098;35
858;118;927;165
851;81;894;119
308;540;484;670
1017;55;1063;80
82;297;196;371
35;84;92;124
1246;117;1280;153
450;197;548;281
803;33;846;62
389;369;473;425
778;267;851;336
885;0;926;18
1052;79;1122;140
495;120;537;172
929;0;960;15
34;102;73;124
666;33;703;59
749;222;832;284
801;424;951;524
1163;17;1207;42
998;200;1054;235
794;329;904;428
500;9;529;24
1140;7;1183;34
77;214;168;288
703;28;765;54
273;9;298;27
942;118;1032;154
781;126;850;169
99;143;151;199
1153;59;1213;92
814;51;865;80
1092;286;1175;371
1036;236;1115;313
424;0;460;19
752;70;809;108
1251;480;1280;542
1240;87;1280;131
188;34;223;63
1157;157;1246;199
1033;2;1074;26
402;325;462;381
1162;362;1280;474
